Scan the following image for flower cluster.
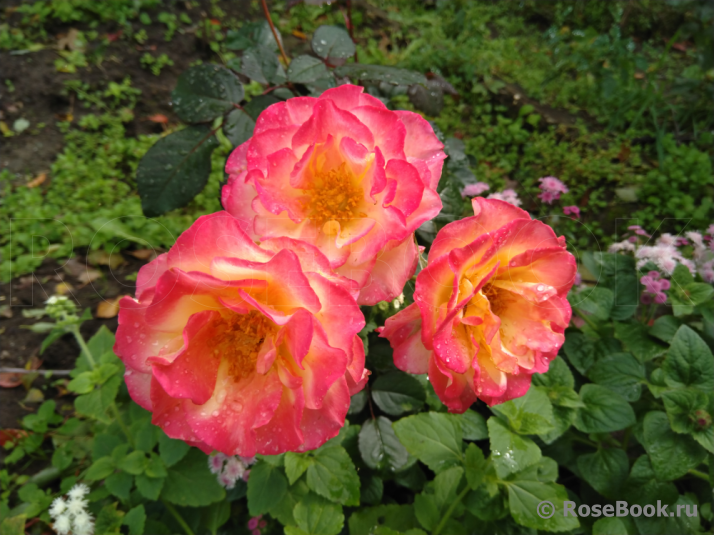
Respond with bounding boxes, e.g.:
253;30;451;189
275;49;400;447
248;515;268;535
562;205;580;219
461;182;490;198
640;271;670;304
208;452;255;489
49;484;93;535
487;188;522;207
537;176;568;204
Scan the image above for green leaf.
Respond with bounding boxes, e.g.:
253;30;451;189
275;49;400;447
464;443;486;490
123;505;146;535
587;352;645;401
458;410;489;441
487;417;541;479
358;417;409;472
293;493;344;535
574;384;636;433
51;444;74;470
582;252;638;320
671;262;695;286
348;390;368;415
287;55;330;84
634;495;701;535
161;449;225;507
157;432;190;468
531;356;574;389
67;371;96;394
0;515;26;535
504;469;579;532
225;20;282;52
621;455;678;506
414;493;440;531
135;474;164;501
136;125;219;217
202;501;230;534
312;25;355;60
614;321;667;362
576;448;629;498
118;451;147;475
306;446;360;506
592;517;628;535
570;286;613;321
662;389;714;453
433;181;463;226
106;471;133;501
223;109;255;147
408;80;445;116
393;413;462;473
649;315;683;343
642;411;707;480
171;63;243;123
268;479;309;527
334;64;427;86
95;502;125;535
85;456;116;481
247;459;288;516
145;453;167;478
86;325;116;361
243;94;281;121
562;332;596;375
238;44;279;84
361;473;384;505
372;371;426;416
285;452;312;485
491;387;555;435
433;466;463;509
662;325;714;392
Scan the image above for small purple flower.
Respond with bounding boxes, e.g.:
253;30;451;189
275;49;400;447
640;271;669;304
563;205;580;218
538;176;568;204
461;182;490;198
248;516;262;530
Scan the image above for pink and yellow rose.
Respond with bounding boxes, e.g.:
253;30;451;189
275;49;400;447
221;84;446;305
114;212;368;456
379;197;576;410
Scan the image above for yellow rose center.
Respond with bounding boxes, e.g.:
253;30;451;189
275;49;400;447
304;163;365;229
210;311;277;381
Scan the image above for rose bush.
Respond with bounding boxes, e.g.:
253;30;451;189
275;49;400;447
380;197;577;410
114;211;368;456
221;84;446;305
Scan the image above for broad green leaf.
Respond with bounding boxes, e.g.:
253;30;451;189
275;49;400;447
238;44;279;84
51;444;73;470
132;474;163;500
162;449;225;507
243;94;281;121
106;471;133;501
348;390;368;415
576;448;629;498
358;417;409;472
67;371;95;394
574;384;635;433
157;431;190;467
334;64;427;86
662;325;714;392
0;515;26;535
464;443;486;490
531;356;574;388
268;480;309;527
491;387;555;435
361;474;384;505
85;456;116;481
504;470;579;532
225;20;282;52
588;352;645;401
569;286;613;321
202;501;230;534
414;493;440;531
312;25;355;60
536;386;581;444
649;315;683;343
593;517;628;535
287;55;330;84
306;446;360;506
434;181;463;225
285;452;312;485
347;504;419;535
145;453;167;478
372;371;425;415
393;413;462;473
458;409;489;441
642;411;707;481
464;484;507;522
582;252;638;320
408;80;444;116
293;493;344;535
634;494;702;535
136;126;219;217
533;457;559;482
95;503;124;535
662;389;714;453
86;325;116;362
621;455;678;506
223;109;255;147
133;421;158;453
433;466;464;509
562;332;596;375
247;460;288;515
614;321;667;362
93;434;123;461
123;505;146;535
118;451;147;475
487;417;541;479
171;63;243;123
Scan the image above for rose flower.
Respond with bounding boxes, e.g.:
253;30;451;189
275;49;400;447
221;84;446;305
114;212;368;456
379;198;576;410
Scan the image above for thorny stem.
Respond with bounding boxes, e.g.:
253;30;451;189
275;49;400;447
260;0;289;66
163;500;196;535
432;485;469;535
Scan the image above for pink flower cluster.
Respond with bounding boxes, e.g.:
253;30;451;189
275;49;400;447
538;176;568;204
461;182;490;198
563;205;580;218
248;515;268;535
486;188;522;207
208;453;255;489
640;271;670;304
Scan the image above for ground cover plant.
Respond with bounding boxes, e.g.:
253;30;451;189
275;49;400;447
1;1;713;534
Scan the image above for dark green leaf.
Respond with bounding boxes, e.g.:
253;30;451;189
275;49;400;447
642;411;707;480
243;95;281;121
157;431;190;468
487;417;541;479
171;64;243;123
458;409;489;441
574;384;635;433
145;453;167;478
464;443;486;490
531;356;574;388
649;315;683;343
576;448;628;498
312;25;355;60
662;389;714;453
414;493;440;531
95;503;124;535
225;20;282;52
588;352;645;401
202;501;230;534
361;474;384;505
569;286;613;321
348;390;368;415
372;371;426;416
306;446;360;506
593;517;628;535
118;451;147;475
287;55;330;84
408;81;444;116
162;449;225;506
582;252;637;320
285;452;312;485
106;471;133;501
358;417;409;472
268;479;309;527
433;182;463;226
293;492;344;535
123;505;146;535
247;459;288;515
621;455;678;506
51;444;73;470
223;109;255;147
614;321;667;362
334;64;427;86
137;125;219;217
135;474;164;501
393;413;462;473
662;325;714;392
239;44;279;84
491;387;555;435
85;456;116;481
562;332;596;375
